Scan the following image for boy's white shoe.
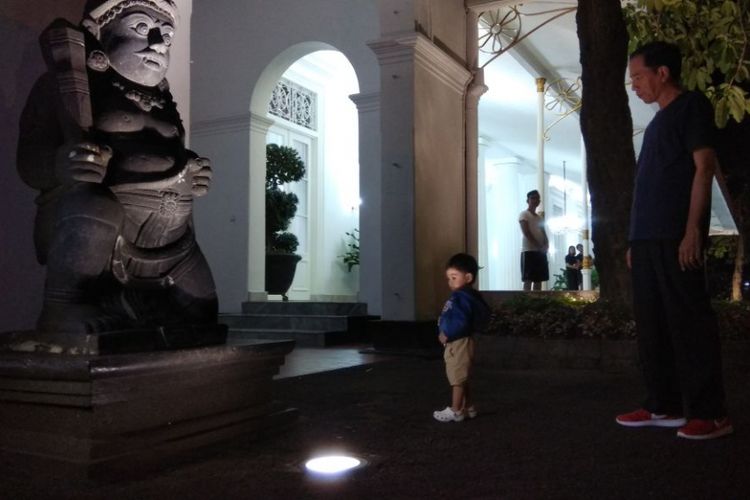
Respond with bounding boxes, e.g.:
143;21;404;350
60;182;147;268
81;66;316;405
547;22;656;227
433;406;465;422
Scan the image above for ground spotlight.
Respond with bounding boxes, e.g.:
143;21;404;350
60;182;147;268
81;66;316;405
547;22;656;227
304;455;365;476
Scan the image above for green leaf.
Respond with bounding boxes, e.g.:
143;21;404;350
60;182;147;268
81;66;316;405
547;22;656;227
721;0;737;16
727;85;748;122
729;101;745;123
715;96;729;128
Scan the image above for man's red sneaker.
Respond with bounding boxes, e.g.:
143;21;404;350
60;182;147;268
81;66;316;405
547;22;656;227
677;418;733;440
616;408;686;428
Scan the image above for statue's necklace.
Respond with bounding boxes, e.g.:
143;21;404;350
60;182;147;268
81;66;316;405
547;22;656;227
111;80;165;112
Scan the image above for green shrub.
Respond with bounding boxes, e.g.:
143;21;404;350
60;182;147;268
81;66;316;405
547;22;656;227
579;300;636;340
713;301;750;340
485;295;750;341
487;294;584;339
266;144;305;254
339;229;360;272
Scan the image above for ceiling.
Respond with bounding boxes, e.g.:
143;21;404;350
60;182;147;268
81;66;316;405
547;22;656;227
475;1;737;234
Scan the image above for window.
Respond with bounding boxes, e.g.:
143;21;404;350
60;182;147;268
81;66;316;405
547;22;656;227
269;78;317;130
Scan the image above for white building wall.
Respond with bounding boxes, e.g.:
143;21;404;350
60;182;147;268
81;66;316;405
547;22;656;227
318;70;361;299
168;0;192;139
190;0;381;314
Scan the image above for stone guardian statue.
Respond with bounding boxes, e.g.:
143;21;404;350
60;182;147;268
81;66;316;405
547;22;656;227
16;0;219;338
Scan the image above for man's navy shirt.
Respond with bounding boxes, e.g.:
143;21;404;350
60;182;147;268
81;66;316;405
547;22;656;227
629;91;716;241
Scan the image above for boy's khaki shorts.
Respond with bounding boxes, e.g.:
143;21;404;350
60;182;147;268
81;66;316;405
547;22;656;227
444;336;474;386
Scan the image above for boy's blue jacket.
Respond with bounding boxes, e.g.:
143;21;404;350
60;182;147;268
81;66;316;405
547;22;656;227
438;287;490;342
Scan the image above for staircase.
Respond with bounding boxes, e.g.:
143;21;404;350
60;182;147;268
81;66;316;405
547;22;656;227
222;301;376;347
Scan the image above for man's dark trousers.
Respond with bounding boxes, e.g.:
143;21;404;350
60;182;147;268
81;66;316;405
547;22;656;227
631;239;726;419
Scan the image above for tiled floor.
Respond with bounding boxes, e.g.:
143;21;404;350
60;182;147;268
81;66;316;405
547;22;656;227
275;344;393;379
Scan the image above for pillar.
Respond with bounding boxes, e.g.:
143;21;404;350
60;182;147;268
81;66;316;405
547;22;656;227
536;77;547;217
477;136;490;290
248;112;273;302
349;92;382;315
579;136;593;290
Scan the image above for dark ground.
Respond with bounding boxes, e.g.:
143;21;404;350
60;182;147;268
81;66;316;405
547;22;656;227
2;355;748;499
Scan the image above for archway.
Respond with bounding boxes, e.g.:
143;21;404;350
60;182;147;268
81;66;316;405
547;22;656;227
249;43;360;302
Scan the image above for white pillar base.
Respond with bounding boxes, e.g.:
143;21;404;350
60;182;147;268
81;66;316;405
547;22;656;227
581;268;593;291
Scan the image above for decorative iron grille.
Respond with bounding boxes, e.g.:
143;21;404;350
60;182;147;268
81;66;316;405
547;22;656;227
269;78;317;130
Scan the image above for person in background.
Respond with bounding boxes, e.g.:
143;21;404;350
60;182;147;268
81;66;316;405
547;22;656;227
519;190;549;291
575;243;584;289
565;245;580;291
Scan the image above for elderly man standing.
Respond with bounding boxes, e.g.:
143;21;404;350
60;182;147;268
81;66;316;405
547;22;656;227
616;41;732;440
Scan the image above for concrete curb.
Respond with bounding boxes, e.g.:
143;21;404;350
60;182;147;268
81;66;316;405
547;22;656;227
475;335;750;372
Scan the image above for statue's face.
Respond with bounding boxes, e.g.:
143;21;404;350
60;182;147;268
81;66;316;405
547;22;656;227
100;7;174;87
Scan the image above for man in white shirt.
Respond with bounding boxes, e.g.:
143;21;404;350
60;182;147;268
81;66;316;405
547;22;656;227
518;190;549;291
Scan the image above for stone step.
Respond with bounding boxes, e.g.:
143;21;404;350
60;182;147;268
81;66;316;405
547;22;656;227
228;329;353;348
223;302;376;348
241;301;368;316
222;313;371;332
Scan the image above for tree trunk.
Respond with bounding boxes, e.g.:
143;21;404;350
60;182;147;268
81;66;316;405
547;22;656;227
576;0;636;305
716;111;750;303
732;233;744;301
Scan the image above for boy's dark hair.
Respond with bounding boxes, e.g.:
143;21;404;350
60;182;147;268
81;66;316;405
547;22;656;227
630;41;682;84
526;189;540;200
446;253;479;281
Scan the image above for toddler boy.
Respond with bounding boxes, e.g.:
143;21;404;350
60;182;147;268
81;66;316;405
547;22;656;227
433;253;489;422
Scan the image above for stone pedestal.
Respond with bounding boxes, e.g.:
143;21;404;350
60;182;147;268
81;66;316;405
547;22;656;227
0;337;296;478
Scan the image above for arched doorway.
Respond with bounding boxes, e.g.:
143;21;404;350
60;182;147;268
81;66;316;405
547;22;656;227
249;45;360;302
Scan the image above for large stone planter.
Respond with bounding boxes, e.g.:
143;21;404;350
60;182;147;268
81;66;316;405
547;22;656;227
265;253;302;299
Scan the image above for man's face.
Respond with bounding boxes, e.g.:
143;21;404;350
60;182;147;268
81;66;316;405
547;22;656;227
527;194;540;209
629;55;665;105
100;7;174;87
446;268;472;291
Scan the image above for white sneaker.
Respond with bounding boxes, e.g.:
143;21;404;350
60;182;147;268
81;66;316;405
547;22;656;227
433;406;464;422
465;406;478;419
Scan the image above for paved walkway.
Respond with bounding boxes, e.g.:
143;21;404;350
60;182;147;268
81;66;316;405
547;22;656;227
275;344;393;379
2;351;746;499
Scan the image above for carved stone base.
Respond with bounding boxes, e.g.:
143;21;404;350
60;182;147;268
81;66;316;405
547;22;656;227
0;338;297;478
0;324;229;356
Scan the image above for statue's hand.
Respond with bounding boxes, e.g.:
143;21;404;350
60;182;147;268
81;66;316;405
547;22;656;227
56;142;112;184
187;156;212;197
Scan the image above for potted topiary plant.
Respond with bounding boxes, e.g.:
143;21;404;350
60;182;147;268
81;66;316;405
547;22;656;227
265;143;306;300
339;228;360;272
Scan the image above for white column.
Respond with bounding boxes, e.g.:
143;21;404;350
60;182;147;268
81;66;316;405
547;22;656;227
367;35;417;321
248;112;274;301
349;91;382;314
465;8;488;259
485;157;523;290
580;136;593;290
477;136;489;290
535;77;549;290
536;77;546;217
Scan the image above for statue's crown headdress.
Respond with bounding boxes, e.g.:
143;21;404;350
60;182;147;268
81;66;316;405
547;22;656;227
83;0;178;35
